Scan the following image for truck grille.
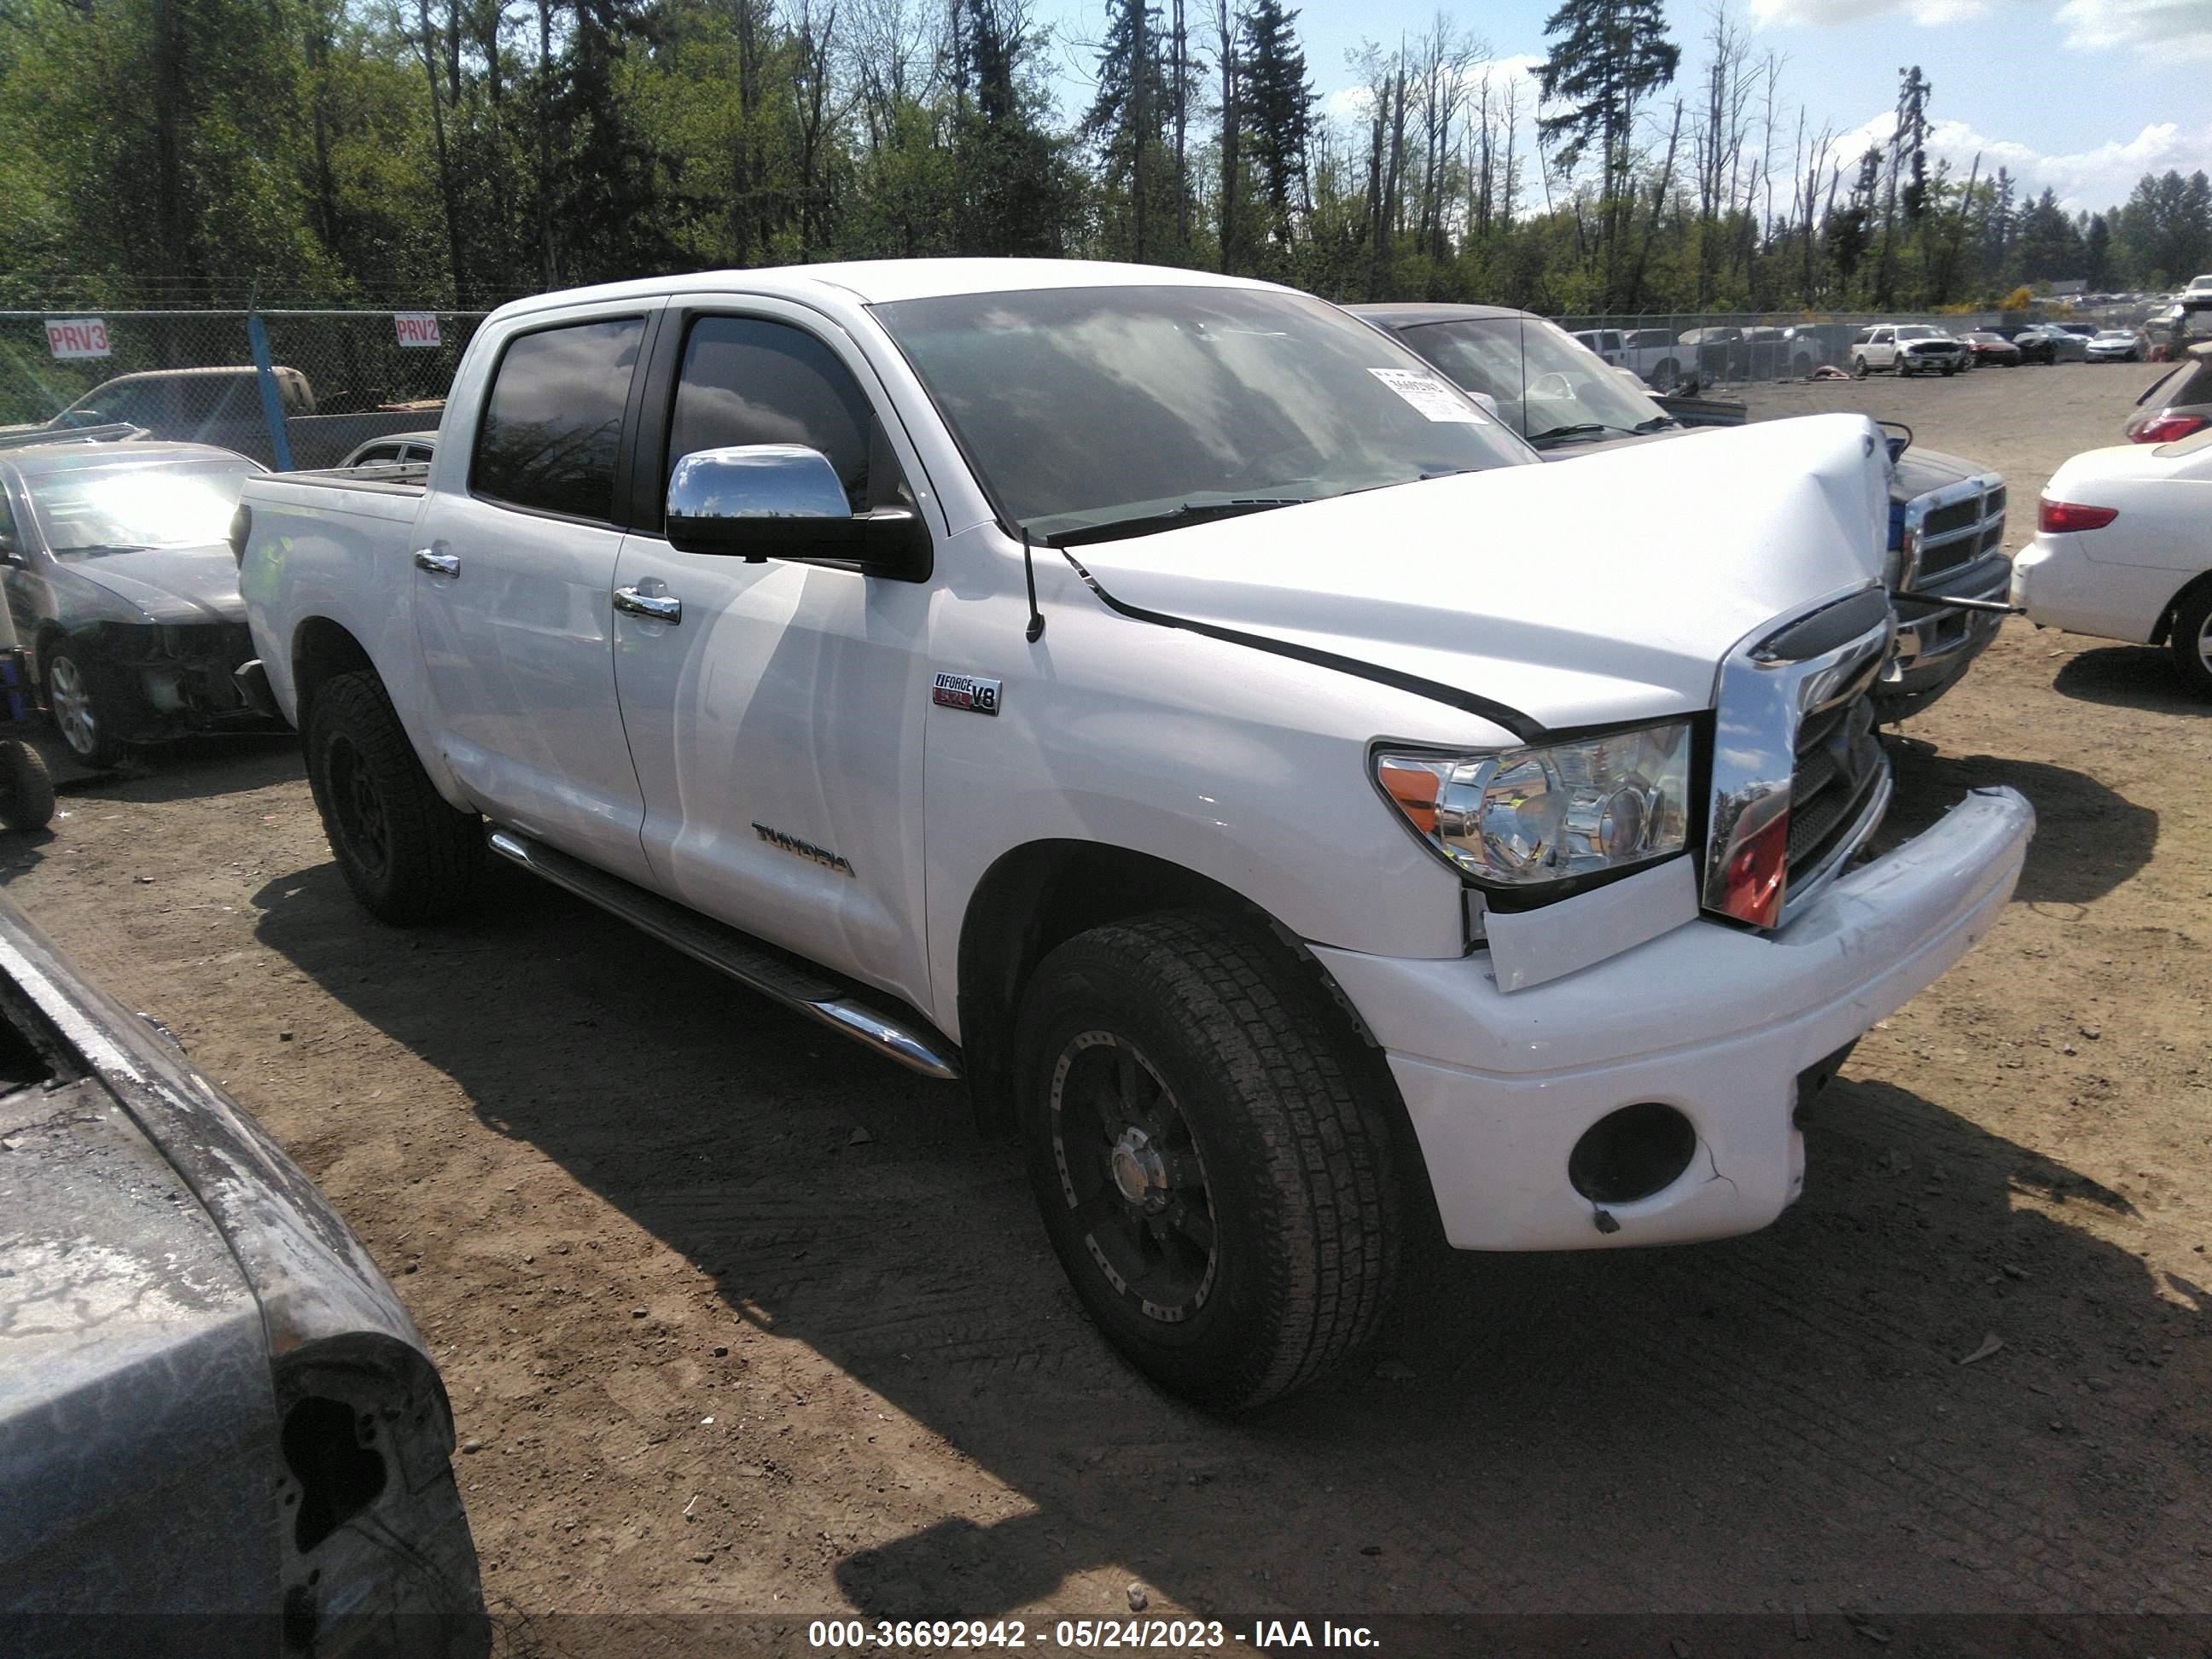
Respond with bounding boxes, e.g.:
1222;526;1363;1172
1907;478;2006;582
1786;694;1885;890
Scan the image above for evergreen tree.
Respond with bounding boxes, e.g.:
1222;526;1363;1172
1238;0;1312;255
1084;0;1170;258
1535;0;1679;303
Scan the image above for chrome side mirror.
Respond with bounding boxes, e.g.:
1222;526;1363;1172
665;444;929;579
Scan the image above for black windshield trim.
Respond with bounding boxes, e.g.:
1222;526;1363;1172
1056;548;1547;743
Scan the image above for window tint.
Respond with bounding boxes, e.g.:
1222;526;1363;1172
472;317;643;521
666;317;900;512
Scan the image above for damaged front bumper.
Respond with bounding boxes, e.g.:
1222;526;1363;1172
1312;787;2034;1252
86;621;282;739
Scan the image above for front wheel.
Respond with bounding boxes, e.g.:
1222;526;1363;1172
2171;585;2212;699
1852;356;1869;379
1650;358;1680;392
43;644;131;769
1014;912;1400;1412
306;671;484;923
1942;364;1958;377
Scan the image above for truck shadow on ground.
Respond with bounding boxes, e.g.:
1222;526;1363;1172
248;858;2209;1627
1877;736;2155;906
2051;645;2207;717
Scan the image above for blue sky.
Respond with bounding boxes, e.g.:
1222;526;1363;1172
1031;0;2212;214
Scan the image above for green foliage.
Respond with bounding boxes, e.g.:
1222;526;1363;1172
0;0;2203;320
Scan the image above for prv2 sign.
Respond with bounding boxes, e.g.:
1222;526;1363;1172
393;313;442;349
45;318;111;360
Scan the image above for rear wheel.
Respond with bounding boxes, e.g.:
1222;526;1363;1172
1014;911;1400;1412
306;671;483;923
2171;585;2212;699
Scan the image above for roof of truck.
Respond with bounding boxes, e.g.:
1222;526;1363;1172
486;259;1285;322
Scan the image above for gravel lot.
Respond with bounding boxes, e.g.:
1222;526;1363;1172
7;358;2209;1653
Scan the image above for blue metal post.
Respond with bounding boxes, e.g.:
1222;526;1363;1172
245;311;296;472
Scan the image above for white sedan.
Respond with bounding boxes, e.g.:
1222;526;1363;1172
2086;329;2143;363
2011;428;2212;694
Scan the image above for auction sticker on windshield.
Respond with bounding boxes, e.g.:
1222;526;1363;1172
1367;367;1487;422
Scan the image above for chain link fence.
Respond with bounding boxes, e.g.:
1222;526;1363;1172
0;310;488;469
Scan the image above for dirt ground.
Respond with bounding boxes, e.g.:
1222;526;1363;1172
8;358;2210;1653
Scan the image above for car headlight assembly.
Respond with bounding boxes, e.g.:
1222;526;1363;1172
1375;721;1694;894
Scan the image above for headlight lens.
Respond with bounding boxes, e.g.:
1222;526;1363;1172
1376;721;1694;888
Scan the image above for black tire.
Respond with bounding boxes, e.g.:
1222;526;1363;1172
1791;352;1813;379
1650;358;1679;392
0;739;55;831
1941;364;1957;377
305;671;483;923
1852;356;1869;379
2170;585;2212;699
1013;911;1400;1412
42;642;131;768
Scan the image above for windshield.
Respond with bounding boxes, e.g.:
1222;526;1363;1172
1896;326;1942;341
1390;315;1670;446
25;459;261;556
870;286;1535;539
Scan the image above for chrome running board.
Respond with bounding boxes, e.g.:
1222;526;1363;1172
486;826;961;1080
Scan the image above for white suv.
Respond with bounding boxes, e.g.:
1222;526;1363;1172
1852;324;1970;378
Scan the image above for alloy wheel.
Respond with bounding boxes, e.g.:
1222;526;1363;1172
325;733;391;879
1048;1030;1219;1324
46;655;98;760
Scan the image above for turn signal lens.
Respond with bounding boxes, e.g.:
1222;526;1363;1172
2038;499;2119;533
1716;807;1790;929
2133;414;2209;443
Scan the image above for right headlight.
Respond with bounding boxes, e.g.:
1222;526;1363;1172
1374;720;1694;892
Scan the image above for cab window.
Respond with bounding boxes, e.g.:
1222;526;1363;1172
663;316;908;515
471;316;644;521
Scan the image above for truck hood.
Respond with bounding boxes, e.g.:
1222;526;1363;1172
1064;412;1891;733
65;544;247;626
1892;444;1988;497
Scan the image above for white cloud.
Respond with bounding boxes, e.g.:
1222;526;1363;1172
1323;54;1547;125
1749;0;1991;26
1754;0;2210;46
2055;0;2212;55
1829;108;2212;211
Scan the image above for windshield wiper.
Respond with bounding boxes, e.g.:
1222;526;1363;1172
1523;423;1617;445
58;542;158;556
1047;498;1312;548
1632;415;1679;433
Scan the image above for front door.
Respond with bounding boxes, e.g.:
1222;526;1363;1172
609;303;938;1009
411;308;658;884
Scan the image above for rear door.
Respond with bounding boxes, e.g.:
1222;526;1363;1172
409;306;661;884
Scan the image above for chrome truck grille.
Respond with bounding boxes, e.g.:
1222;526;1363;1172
1903;476;2006;584
1704;590;1896;928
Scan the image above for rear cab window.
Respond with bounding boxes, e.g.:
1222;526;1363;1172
471;316;646;521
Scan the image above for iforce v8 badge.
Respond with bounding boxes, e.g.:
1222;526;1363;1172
932;672;1001;716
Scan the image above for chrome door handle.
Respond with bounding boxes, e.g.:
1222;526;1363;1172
412;550;460;578
613;586;682;624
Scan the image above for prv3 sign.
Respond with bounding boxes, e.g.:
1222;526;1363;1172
45;318;110;360
393;313;442;349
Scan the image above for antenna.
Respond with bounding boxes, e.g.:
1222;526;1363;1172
1022;527;1045;643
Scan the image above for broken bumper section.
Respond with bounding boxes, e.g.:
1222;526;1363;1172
1313;787;2034;1252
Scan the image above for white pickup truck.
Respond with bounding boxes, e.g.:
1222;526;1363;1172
236;260;2033;1410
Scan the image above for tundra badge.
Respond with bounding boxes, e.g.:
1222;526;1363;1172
932;672;1001;716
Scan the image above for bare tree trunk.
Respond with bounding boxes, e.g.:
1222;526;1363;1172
537;0;556;288
1214;0;1239;273
1133;0;1149;261
416;0;469;303
1173;0;1189;250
